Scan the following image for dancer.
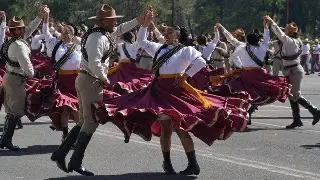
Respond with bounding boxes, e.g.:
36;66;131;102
264;15;320;128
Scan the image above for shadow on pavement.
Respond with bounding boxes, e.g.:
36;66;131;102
0;121;52;127
252;117;312;119
0;145;59;156
242;127;287;132
300;143;320;149
46;172;197;180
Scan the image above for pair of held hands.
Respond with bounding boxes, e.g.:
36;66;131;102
0;5;49;19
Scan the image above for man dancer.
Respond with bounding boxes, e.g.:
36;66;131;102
0;6;45;151
50;4;146;176
265;16;320;128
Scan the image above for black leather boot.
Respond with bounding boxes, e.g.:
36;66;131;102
286;100;303;129
0;114;20;151
297;96;320;125
180;151;200;175
15;118;23;130
51;125;81;173
162;151;176;175
247;105;258;125
67;132;94;176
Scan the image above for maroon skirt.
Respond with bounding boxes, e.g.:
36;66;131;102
209;68;290;105
31;51;53;78
92;76;248;146
108;62;154;94
25;74;120;130
187;66;225;91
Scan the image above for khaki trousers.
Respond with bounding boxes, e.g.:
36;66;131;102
283;65;304;102
75;73;103;134
272;58;283;76
213;60;225;70
224;59;232;73
3;73;26;117
137;56;153;70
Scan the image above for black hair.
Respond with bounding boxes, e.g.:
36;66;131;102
123;31;134;44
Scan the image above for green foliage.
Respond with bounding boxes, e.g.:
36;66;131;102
0;0;319;38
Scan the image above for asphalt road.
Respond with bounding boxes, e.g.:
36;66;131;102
1;74;320;180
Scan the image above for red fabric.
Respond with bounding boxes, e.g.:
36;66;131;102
108;63;154;94
92;77;248;146
209;68;290;105
187;66;225;91
25;75;120;130
30;52;53;78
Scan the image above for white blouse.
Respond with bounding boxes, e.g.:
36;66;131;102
117;41;140;60
43;23;81;70
137;27;206;77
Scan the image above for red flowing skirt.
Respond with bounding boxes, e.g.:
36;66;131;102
108;62;154;94
92;77;248;146
209;68;290;105
31;51;53;78
25;74;120;130
187;66;225;91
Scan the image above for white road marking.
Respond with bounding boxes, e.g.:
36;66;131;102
95;128;320;180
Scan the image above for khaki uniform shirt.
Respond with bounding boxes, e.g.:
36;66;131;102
81;19;138;82
6;17;42;78
271;22;302;66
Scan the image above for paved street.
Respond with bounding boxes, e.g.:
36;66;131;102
1;74;320;180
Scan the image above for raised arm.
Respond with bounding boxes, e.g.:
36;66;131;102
137;9;163;58
151;21;165;44
261;18;271;50
201;26;219;60
264;15;295;44
111;19;138;37
111;7;148;37
42;7;58;53
217;23;242;47
23;5;46;40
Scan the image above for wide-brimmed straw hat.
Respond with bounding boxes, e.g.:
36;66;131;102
88;4;124;20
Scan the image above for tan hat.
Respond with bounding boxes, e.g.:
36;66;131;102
88;4;124;20
232;28;245;37
285;22;298;33
3;16;25;29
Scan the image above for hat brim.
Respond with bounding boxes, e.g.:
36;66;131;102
88;15;124;20
2;25;26;29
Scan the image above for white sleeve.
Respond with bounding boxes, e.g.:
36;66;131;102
0;17;6;48
43;23;58;54
137;26;163;58
184;47;206;77
111;19;138;37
